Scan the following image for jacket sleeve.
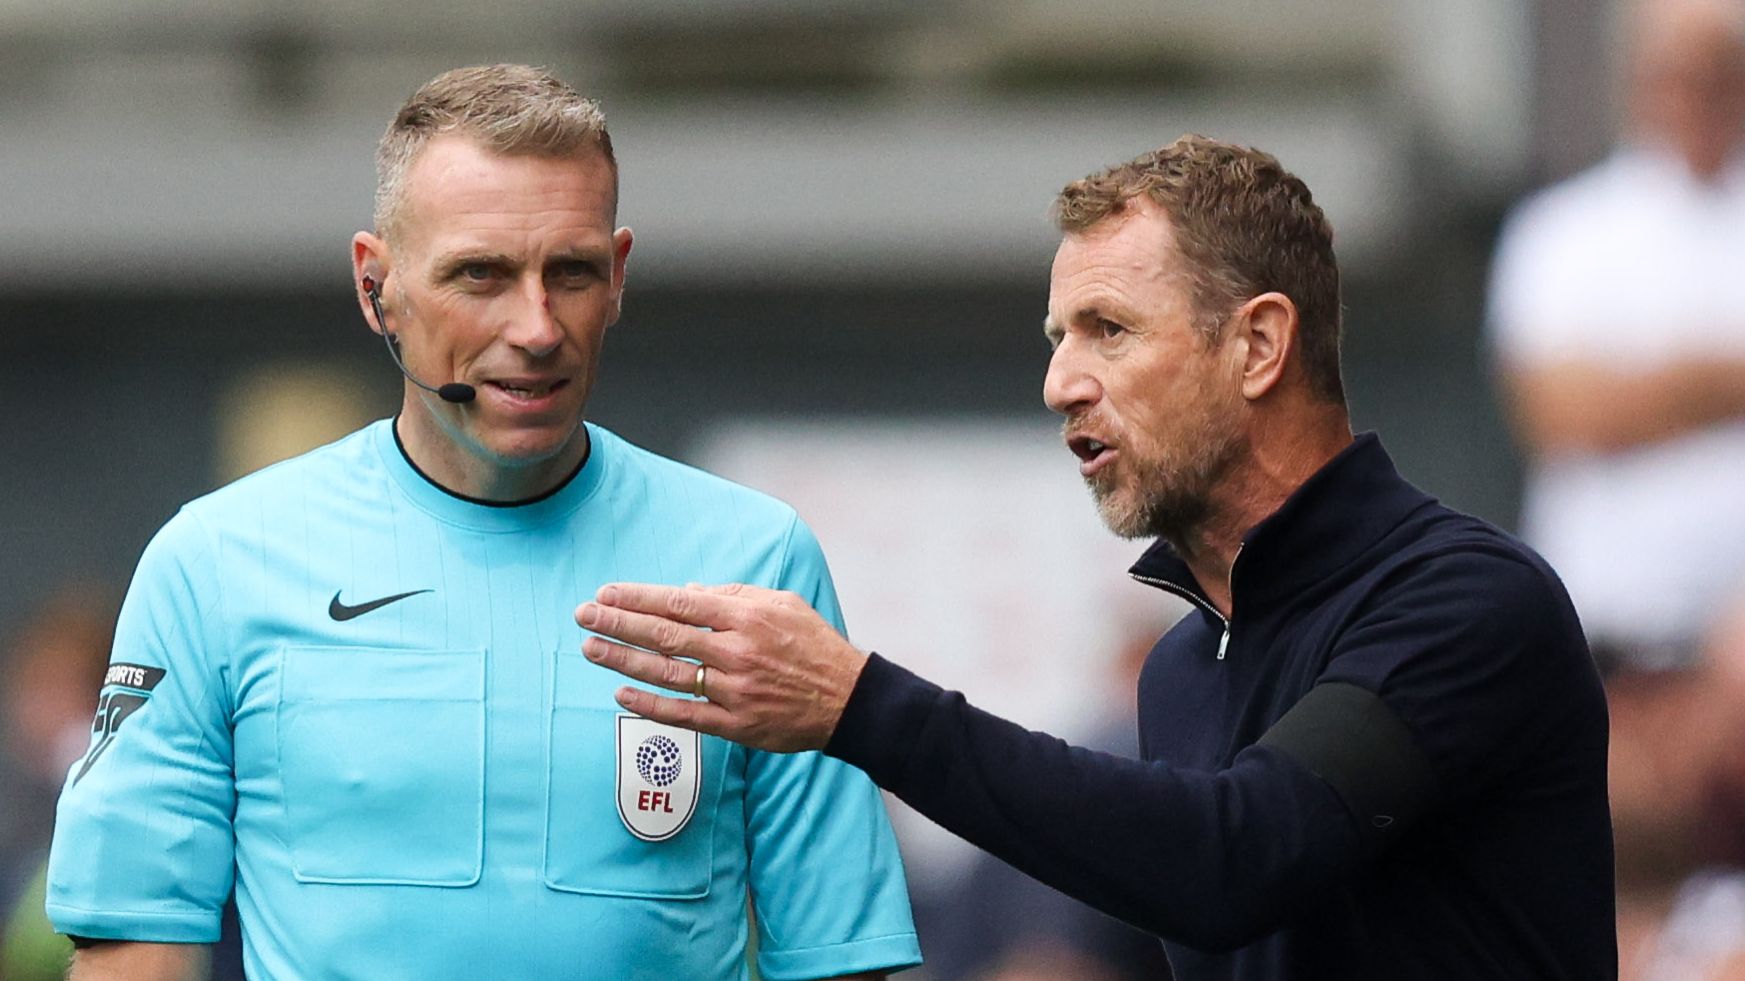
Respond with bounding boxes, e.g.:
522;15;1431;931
826;653;1360;951
823;547;1588;952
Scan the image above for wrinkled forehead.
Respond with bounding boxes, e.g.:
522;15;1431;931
1044;202;1191;330
1049;202;1182;287
404;134;616;197
395;136;619;249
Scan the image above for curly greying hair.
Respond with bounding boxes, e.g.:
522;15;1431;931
1055;135;1345;405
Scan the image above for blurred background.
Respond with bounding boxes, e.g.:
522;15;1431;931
5;0;1745;978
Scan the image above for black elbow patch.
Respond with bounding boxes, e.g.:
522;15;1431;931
1258;682;1438;847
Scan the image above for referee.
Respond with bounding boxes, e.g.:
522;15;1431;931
47;65;919;981
579;137;1618;979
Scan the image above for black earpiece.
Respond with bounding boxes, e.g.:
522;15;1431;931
362;273;476;404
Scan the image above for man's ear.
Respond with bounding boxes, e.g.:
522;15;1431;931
1234;291;1299;401
605;226;635;327
352;232;391;336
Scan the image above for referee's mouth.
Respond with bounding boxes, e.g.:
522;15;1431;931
482;376;571;408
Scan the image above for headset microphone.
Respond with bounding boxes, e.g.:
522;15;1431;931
362;275;477;404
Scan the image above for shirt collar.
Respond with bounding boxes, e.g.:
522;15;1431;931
372;417;609;532
1128;432;1436;609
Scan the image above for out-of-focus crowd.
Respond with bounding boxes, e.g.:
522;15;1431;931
1488;1;1745;977
5;2;1745;978
1;587;114;979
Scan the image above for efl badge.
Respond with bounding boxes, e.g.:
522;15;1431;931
616;714;701;842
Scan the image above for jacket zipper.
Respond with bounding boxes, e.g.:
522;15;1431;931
1129;573;1232;660
1129;544;1244;661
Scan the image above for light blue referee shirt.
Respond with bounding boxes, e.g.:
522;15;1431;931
47;419;920;980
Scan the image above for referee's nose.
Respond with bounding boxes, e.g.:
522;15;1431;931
503;277;564;357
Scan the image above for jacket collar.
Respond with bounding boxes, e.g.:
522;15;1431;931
1128;432;1436;611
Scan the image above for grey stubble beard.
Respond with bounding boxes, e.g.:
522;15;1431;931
1087;415;1247;547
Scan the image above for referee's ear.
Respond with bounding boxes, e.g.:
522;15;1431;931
352;232;392;336
1234;290;1298;402
603;225;634;327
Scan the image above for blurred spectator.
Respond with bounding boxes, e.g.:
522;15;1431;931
1609;596;1745;979
0;585;115;980
1487;0;1745;674
911;623;1174;981
1490;0;1745;972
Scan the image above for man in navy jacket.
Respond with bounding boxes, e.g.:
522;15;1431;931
578;135;1617;979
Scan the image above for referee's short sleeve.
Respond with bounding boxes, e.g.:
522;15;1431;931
46;509;236;943
745;517;921;979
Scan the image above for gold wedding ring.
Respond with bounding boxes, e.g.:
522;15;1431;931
693;664;708;699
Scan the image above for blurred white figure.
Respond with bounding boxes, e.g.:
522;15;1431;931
1488;0;1745;672
1631;871;1745;980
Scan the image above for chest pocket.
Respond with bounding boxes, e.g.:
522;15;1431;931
544;651;728;899
276;646;485;886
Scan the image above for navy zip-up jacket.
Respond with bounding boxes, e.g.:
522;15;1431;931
826;434;1616;979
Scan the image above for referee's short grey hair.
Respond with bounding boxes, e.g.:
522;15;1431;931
373;64;617;243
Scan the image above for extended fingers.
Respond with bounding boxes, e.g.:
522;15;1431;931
590;583;739;629
577;601;713;659
686;583;808;613
689;582;767;599
581;637;705;693
614;686;737;739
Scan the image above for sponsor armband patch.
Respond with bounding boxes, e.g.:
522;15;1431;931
71;663;166;785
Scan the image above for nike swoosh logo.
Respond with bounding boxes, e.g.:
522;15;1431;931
329;589;432;621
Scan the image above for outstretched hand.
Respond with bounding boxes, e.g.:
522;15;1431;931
576;583;869;753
